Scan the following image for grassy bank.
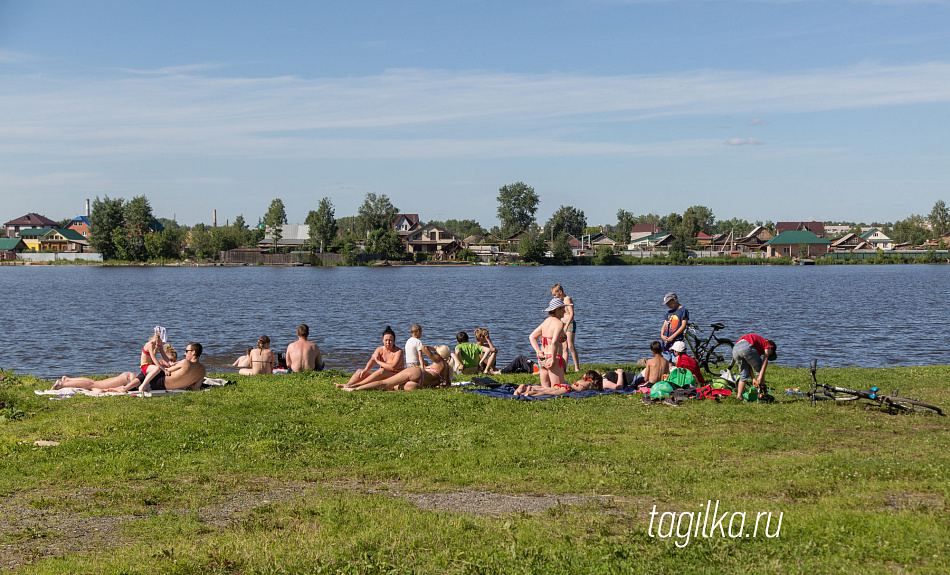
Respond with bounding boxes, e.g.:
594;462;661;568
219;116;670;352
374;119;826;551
2;365;949;574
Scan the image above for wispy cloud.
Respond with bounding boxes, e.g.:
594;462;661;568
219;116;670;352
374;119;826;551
1;61;949;160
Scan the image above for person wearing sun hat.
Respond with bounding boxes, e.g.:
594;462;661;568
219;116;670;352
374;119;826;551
671;340;705;386
732;333;777;400
528;298;569;389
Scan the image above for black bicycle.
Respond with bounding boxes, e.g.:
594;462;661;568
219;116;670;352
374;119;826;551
807;360;943;415
683;322;734;375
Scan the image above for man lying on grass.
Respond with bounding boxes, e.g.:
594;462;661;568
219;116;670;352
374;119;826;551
49;343;207;393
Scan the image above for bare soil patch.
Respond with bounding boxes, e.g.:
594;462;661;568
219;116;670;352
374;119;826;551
0;479;617;571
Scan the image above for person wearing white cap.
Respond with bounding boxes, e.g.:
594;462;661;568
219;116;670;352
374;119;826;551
660;293;689;361
671;340;705;386
529;298;569;388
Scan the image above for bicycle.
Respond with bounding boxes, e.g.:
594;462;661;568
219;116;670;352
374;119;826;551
806;359;943;415
683;322;735;375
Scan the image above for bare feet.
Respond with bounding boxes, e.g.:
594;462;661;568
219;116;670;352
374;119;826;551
51;377;66;390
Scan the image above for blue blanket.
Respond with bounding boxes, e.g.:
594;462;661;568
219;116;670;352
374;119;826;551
463;383;642;401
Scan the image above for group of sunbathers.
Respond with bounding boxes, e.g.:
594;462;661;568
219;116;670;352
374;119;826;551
51;326;207;393
233;324;324;375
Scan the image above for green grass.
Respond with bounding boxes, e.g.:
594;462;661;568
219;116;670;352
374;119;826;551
1;365;948;574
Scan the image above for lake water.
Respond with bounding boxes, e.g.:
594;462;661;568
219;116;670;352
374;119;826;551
1;264;947;380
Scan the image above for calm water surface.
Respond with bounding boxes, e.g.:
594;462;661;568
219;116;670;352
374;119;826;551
1;264;947;380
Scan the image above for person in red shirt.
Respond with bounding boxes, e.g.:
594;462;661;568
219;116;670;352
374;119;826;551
731;333;777;400
671;341;705;385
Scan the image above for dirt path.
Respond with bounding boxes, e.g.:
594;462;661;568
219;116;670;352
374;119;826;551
0;480;618;571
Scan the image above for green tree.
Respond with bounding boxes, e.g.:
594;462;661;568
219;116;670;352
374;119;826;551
367;229;405;260
687;205;716;234
929;200;949;238
892;215;929;246
457;248;478;262
88;196;125;260
593;244;616;265
188;224;216;260
615;209;636;242
677;208;701;244
551;231;574;265
357;193;398;236
122;195;155;261
306;197;338;253
545;205;587;240
517;230;545;263
660;212;682;234
497;182;540;237
668;235;688;264
262;199;288;251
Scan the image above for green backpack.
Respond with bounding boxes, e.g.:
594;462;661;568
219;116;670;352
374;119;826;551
665;367;697;388
710;378;735;390
650;381;675;399
742;388;759;402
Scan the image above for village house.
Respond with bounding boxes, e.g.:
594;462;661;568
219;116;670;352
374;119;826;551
16;228;89;253
628;231;674;250
860;228;893;250
0;237;26;260
763;230;831;258
4;213;58;239
258;224;311;249
393;214;421;233
65;215;90;238
829;233;871;251
403;223;461;259
776;221;825;238
628;223;662;243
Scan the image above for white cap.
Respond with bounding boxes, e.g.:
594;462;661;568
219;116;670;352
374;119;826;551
671;341;686;353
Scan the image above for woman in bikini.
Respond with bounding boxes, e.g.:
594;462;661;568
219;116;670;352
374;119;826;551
529;298;568;388
551;284;579;372
239;335;276;376
139;327;172;380
53;346;178;392
339;345;452;391
344;326;405;388
232;347;253;369
514;369;603;397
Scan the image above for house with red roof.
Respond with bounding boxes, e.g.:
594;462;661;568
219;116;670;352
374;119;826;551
4;213;58;238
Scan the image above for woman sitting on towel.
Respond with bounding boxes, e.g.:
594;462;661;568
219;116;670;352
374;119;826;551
138;327;173;382
52;347;179;392
344;326;405;388
239;335;276;376
514;369;603;397
339;345;452;391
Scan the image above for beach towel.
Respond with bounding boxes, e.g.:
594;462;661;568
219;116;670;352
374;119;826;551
35;377;234;399
463;383;641;401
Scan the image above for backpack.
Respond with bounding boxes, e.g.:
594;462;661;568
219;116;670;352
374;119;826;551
665;367;697;389
709;378;735;390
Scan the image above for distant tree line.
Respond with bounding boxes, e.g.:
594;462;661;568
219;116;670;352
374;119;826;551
85;185;948;264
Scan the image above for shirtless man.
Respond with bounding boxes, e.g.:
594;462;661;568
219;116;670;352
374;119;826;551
287;324;323;372
128;342;206;392
635;341;670;386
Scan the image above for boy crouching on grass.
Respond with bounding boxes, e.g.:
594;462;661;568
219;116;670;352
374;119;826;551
451;329;500;375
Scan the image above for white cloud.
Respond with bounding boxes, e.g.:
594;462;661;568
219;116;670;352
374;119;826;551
1;61;949;160
725;137;767;146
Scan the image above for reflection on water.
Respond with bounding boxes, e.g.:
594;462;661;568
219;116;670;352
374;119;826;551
1;264;947;379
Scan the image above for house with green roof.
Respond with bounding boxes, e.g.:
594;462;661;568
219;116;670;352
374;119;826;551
17;228;90;253
763;230;831;259
860;228;893;250
0;237;26;260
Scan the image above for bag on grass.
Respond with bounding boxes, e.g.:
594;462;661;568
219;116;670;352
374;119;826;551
650;381;674;399
665;367;697;389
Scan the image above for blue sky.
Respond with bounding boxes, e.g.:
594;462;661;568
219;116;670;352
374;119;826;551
2;0;949;228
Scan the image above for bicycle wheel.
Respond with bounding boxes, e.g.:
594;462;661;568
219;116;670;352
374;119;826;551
823;386;862;401
702;341;735;375
882;397;944;415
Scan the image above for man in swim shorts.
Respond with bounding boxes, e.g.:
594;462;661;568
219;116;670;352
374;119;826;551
127;342;207;392
287;324;324;372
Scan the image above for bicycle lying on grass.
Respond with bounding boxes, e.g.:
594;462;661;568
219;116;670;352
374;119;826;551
805;359;943;415
684;322;735;375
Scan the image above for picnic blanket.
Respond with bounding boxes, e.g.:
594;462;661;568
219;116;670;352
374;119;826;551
35;377;233;399
463;382;642;401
